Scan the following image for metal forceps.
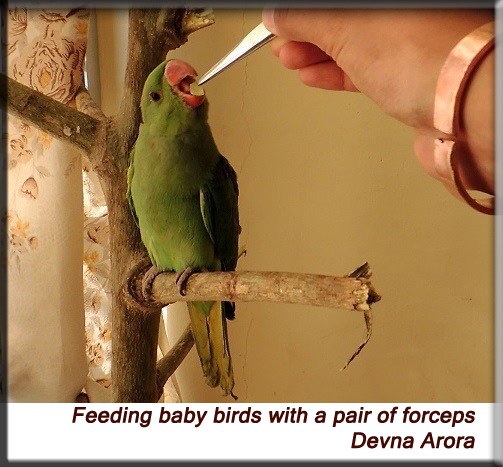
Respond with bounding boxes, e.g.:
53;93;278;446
197;22;275;85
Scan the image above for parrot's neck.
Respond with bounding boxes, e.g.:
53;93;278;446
136;115;220;197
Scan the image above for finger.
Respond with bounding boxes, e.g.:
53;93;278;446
298;61;359;92
263;9;281;35
270;37;290;57
263;9;316;42
263;8;347;57
278;41;333;70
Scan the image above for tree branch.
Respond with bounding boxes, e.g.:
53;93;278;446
0;73;102;154
108;8;214;403
156;325;194;394
129;263;380;312
74;87;115;175
153;270;378;311
146;263;380;382
181;8;215;35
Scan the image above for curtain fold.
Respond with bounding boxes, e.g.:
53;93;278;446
7;7;181;402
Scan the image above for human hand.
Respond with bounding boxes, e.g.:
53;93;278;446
263;9;494;194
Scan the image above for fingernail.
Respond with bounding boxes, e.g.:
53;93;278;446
262;8;277;34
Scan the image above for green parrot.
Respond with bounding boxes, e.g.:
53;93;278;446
127;59;240;399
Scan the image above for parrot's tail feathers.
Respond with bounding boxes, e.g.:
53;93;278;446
208;301;235;398
187;302;219;387
187;301;235;397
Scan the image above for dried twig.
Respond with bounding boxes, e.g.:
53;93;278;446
156;325;195;393
144;263;380;378
144;266;380;312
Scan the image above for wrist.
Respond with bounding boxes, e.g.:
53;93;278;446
432;20;495;214
409;13;494;133
460;49;495;193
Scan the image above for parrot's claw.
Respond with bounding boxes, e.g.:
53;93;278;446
142;265;160;301
175;266;197;296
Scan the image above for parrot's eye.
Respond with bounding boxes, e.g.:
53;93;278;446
149;91;162;102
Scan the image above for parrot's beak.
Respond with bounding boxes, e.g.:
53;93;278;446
165;60;206;109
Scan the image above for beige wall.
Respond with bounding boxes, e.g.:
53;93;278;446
96;9;494;403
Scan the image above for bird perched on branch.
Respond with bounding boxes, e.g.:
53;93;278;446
127;59;240;399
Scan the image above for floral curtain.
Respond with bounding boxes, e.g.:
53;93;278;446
82;158;112;388
6;7;180;402
7;7;90;402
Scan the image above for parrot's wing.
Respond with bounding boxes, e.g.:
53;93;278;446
127;144;140;227
200;154;240;272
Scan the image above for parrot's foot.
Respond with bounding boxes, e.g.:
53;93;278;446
175;266;198;296
142;265;160;301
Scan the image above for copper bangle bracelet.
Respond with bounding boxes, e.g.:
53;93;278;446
433;21;496;215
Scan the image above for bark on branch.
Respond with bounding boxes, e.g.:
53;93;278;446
132;263;380;380
75;87;107;122
156;325;195;394
134;264;380;312
0;73;102;154
181;8;215;35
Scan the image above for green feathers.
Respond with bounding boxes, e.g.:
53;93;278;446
127;60;240;398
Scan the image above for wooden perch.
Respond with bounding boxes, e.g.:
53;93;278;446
141;267;380;312
137;263;380;383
